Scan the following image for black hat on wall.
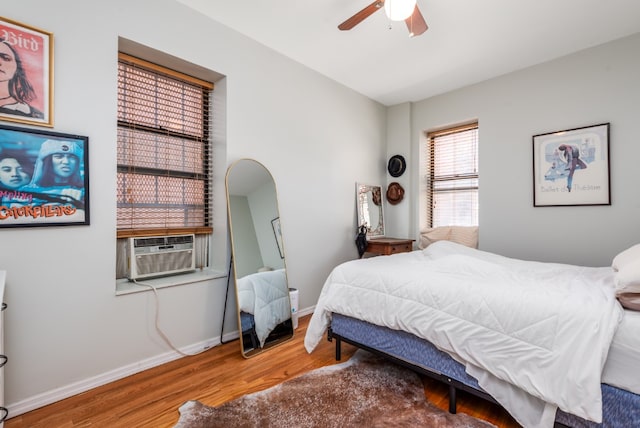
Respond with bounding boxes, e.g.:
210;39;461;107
387;155;406;177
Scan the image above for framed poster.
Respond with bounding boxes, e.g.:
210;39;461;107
0;124;89;227
0;17;54;127
532;123;610;207
271;217;284;259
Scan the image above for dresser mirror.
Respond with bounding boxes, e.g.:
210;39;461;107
356;182;385;237
226;159;293;357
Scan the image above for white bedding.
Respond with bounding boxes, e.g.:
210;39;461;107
602;309;640;395
237;269;290;347
304;241;623;428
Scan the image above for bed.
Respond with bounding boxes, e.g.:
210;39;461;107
236;268;290;348
304;240;640;428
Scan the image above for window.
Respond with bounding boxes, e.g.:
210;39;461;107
425;123;478;228
116;53;214;280
116;53;213;237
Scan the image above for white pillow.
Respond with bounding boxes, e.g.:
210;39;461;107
450;226;479;249
419;227;451;249
612;244;640;294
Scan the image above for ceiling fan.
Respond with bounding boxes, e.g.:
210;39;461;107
338;0;428;37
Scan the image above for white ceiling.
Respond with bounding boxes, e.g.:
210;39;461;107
177;0;640;106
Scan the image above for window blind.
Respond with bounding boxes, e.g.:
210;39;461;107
426;123;479;228
116;54;213;238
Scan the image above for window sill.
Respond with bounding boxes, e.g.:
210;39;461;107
115;268;227;295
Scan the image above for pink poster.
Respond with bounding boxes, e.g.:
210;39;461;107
0;17;53;127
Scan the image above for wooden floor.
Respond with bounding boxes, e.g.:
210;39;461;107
6;315;520;427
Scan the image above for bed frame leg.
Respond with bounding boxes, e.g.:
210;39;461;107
335;336;342;361
449;385;457;414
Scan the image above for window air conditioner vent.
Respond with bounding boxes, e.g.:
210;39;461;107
128;234;195;280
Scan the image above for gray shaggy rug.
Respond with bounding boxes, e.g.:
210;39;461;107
174;350;496;428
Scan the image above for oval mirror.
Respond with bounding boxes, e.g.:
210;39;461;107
226;159;293;357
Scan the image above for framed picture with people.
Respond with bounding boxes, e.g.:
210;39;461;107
0;16;54;127
0;124;89;227
532;123;610;207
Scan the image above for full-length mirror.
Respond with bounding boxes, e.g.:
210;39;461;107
356;182;385;237
226;159;293;357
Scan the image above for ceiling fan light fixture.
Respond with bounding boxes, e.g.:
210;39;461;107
384;0;417;21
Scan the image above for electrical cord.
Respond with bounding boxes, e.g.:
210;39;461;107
133;279;208;357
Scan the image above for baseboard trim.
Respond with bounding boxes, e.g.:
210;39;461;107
7;331;238;418
298;305;314;318
7;305;317;419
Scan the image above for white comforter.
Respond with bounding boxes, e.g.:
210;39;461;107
304;241;623;428
237;269;290;347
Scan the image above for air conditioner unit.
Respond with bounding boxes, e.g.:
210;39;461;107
128;234;195;280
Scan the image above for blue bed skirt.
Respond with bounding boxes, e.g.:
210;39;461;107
330;313;640;428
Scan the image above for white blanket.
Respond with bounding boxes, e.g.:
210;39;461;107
304;241;623;428
237;269;290;347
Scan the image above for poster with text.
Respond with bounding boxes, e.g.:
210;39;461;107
0;17;53;127
533;123;610;207
0;125;89;227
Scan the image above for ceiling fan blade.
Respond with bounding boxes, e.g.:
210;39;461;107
338;0;384;31
405;5;428;37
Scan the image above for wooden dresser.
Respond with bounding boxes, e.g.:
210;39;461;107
366;238;414;256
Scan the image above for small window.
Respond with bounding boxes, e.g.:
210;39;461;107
115;53;213;280
116;53;213;237
425;123;479;228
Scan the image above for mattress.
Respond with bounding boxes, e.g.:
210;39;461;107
602;309;640;395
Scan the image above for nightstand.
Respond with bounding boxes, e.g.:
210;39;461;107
366;238;415;256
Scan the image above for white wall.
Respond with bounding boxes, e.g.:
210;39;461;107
0;0;386;415
389;32;640;266
228;195;263;278
248;180;283;272
384;103;413;239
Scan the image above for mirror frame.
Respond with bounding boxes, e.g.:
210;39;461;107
356;182;385;238
225;158;293;358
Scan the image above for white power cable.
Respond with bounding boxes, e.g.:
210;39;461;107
133;280;208;357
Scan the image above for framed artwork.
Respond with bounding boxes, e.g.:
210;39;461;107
0;124;89;227
532;123;610;207
0;17;54;127
271;217;284;259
